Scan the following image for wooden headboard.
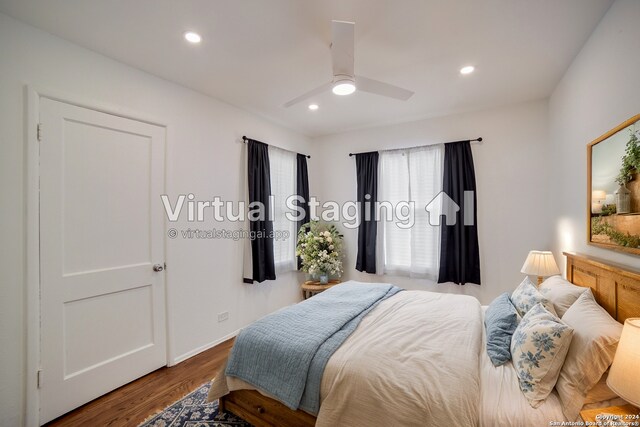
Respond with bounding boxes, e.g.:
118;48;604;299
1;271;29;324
564;252;640;323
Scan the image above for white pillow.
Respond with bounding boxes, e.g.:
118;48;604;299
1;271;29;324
510;302;574;407
584;371;618;405
556;289;622;420
539;275;589;317
510;277;556;318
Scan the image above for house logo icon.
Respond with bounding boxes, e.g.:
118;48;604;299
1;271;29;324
425;191;475;226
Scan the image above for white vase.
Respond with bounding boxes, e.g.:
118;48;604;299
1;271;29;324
319;274;329;284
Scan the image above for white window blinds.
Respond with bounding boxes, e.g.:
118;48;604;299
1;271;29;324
379;144;444;280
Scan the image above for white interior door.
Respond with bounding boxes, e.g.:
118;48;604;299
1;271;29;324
39;97;167;424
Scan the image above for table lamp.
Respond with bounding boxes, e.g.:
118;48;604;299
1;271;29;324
592;190;607;214
607;318;640;409
521;250;560;285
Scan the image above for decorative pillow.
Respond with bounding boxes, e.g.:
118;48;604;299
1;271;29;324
584;371;618;405
539;275;589;317
510;277;556;317
485;293;520;366
510;303;574;407
556;289;622;420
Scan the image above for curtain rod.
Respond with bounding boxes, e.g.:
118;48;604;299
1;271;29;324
348;137;483;157
242;136;311;159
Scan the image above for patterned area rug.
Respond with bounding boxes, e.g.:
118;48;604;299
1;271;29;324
139;382;252;427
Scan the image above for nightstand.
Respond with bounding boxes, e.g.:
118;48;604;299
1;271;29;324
301;280;340;299
580;404;639;425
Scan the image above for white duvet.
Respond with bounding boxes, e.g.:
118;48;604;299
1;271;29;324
211;290;484;426
315;290;483;427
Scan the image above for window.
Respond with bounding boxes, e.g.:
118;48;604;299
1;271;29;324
379;144;443;280
269;146;297;272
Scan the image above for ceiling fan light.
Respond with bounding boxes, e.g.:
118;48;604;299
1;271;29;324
332;80;356;96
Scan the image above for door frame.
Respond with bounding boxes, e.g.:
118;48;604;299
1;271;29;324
25;86;170;426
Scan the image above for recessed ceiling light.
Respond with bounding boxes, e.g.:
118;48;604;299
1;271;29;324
460;65;475;75
184;31;202;44
308;104;319;111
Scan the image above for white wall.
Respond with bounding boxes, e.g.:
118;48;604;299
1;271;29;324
549;0;640;270
0;13;309;426
310;100;553;304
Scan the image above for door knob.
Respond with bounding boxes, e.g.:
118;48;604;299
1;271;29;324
153;264;164;272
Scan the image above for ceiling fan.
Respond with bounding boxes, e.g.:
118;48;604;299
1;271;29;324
283;20;414;108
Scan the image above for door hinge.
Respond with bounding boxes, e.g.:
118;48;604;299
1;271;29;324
37;123;42;142
37;370;42;389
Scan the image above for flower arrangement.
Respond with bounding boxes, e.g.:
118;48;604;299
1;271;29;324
296;221;344;278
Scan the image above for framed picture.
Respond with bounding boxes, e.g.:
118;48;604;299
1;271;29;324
587;114;640;256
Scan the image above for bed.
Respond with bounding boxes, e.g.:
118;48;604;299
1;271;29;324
210;252;640;426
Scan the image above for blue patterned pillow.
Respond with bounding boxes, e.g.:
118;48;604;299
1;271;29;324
510;303;574;407
510;277;555;317
485;293;520;366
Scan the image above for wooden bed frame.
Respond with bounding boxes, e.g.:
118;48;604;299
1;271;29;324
564;252;640;322
218;388;316;427
219;252;640;427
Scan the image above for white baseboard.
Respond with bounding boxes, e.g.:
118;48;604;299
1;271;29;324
170;329;240;366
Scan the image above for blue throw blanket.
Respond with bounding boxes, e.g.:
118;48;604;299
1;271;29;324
225;281;402;414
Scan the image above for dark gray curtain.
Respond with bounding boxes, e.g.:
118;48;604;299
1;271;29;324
355;152;379;273
244;139;276;283
437;141;481;285
296;154;310;269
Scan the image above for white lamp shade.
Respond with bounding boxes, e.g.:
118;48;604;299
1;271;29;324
592;190;607;202
607;318;640;407
520;251;560;277
591;202;603;214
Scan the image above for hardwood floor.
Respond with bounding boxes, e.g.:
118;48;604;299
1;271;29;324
44;338;234;427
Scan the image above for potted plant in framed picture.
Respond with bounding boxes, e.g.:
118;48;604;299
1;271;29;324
296;221;344;284
615;130;640;214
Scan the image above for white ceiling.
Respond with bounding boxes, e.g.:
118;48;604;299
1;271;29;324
0;0;613;137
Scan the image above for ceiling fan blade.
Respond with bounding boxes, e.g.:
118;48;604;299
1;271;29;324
355;75;414;101
331;20;355;78
283;81;332;108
